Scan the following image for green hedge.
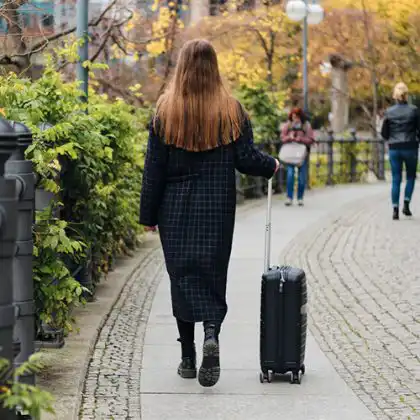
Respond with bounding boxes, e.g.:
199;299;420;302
0;63;150;333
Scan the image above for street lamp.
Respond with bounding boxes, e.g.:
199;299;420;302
76;0;89;103
286;0;324;115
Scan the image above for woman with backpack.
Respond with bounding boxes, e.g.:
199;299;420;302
280;108;315;206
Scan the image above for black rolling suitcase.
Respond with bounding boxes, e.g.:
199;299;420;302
259;178;308;384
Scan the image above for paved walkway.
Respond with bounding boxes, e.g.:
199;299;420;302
79;182;420;420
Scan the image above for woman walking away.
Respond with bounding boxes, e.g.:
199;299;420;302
381;82;420;220
139;39;279;388
281;108;314;206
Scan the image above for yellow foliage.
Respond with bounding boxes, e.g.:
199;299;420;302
146;6;184;57
205;3;298;90
307;0;420;98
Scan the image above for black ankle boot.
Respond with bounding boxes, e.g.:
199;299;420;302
198;323;220;387
393;207;399;220
177;338;196;379
403;200;412;216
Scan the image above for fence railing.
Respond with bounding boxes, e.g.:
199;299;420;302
236;130;386;200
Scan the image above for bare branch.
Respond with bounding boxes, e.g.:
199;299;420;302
96;76;145;106
0;0;120;66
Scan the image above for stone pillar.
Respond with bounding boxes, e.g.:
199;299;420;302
189;0;209;25
330;54;352;134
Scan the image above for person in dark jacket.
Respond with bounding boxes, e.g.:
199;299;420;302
139;39;279;388
381;82;420;220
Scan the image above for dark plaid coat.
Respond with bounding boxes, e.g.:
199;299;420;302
139;117;276;323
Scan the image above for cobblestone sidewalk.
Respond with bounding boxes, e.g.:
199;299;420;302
76;183;420;420
79;247;164;419
77;200;265;419
284;194;420;419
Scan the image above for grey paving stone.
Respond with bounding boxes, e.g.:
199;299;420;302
141;393;374;420
80;183;394;420
283;187;420;419
140;185;385;420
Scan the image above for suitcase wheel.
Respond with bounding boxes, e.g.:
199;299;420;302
290;370;302;384
259;370;273;384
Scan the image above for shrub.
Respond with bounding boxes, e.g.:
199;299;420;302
0;355;54;420
234;83;287;143
0;58;150;333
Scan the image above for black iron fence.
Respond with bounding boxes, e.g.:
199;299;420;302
236;130;386;201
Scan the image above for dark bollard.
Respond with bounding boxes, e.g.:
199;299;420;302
0;119;16;176
6;121;35;386
0;180;19;420
0;118;18;420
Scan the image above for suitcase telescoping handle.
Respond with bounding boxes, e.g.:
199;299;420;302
264;177;273;272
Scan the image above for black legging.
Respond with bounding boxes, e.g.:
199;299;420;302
176;318;195;344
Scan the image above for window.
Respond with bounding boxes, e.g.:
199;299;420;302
209;0;227;16
0;18;7;33
42;14;54;28
18;12;30;28
237;0;256;11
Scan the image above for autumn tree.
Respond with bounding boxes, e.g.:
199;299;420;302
309;0;420;131
194;0;300;94
0;0;129;77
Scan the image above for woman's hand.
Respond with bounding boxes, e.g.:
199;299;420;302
274;159;280;173
144;225;157;232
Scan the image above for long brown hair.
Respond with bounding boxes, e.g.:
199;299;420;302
155;39;244;151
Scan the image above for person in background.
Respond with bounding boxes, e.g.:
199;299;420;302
281;107;315;206
381;82;420;220
139;39;279;388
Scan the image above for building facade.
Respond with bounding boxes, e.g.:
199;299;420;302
0;0;54;35
54;0;105;31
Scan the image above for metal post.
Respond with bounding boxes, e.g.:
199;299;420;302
326;130;334;185
6;122;35;386
76;0;89;102
377;139;385;181
349;129;357;182
0;117;18;420
303;0;309;115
